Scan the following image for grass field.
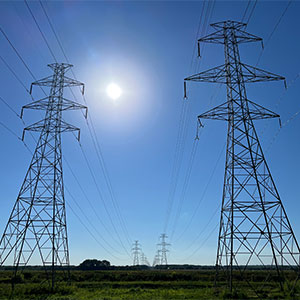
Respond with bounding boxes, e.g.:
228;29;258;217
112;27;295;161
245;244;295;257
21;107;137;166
0;269;299;299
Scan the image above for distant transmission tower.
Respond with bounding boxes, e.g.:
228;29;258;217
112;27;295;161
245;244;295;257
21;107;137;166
157;233;170;265
0;63;87;290
132;240;141;266
185;20;300;293
140;252;150;266
153;250;161;267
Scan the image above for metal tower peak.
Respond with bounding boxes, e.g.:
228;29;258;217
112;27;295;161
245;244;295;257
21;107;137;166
211;20;247;30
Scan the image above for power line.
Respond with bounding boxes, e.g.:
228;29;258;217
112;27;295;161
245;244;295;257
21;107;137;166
78;141;132;258
180;223;218;262
181;204;220;253
174;142;225;243
246;0;258;25
38;1;132;248
170;129;200;241
256;0;292;66
0;95;21;119
85;117;133;248
194;0;216;73
66;201;121;261
241;0;251;23
24;0;57;63
65;186;124;259
189;0;206;72
0;26;37;81
39;0;68;63
265;108;300;154
0;55;31;95
163;99;190;233
63;157;128;253
164;0;216;237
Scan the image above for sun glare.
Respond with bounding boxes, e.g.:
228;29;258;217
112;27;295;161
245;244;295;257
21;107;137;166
106;83;122;100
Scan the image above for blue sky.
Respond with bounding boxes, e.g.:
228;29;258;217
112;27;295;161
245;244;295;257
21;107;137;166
0;0;300;266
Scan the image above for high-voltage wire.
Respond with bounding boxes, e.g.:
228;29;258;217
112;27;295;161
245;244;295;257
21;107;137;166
37;1;132;248
170;129;200;241
170;84;223;242
78;142;132;258
24;0;57;63
0;26;37;81
181;204;220;254
163;99;190;233
241;0;251;23
164;0;216;237
265;108;300;154
63;157;127;252
64;187;123;259
180;223;219;262
245;0;258;25
256;0;292;66
174;142;225;243
189;0;206;72
0;55;31;95
194;0;216;73
19;1;132;253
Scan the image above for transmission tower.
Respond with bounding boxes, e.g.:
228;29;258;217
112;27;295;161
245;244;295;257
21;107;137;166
157;233;170;265
153;250;161;267
0;63;87;290
184;20;300;294
132;240;141;266
140;252;150;266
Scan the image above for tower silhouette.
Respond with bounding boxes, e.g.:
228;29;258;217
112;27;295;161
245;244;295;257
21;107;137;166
152;250;161;267
140;252;150;266
157;233;170;266
185;20;300;293
132;240;141;266
0;63;87;290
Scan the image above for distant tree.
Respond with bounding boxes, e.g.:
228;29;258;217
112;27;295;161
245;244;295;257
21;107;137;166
79;259;111;270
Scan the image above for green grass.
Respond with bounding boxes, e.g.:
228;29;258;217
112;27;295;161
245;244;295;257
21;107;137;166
0;270;299;299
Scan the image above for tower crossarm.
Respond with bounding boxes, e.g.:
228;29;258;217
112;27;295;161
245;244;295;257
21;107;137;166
30;63;85;95
197;99;280;123
184;63;285;84
31;75;84;93
198;29;262;45
22;119;81;140
21;97;88;118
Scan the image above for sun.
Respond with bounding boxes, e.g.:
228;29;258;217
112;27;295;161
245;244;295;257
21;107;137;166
106;83;122;100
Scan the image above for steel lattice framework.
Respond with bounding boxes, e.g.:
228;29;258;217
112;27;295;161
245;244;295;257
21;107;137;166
157;233;170;265
0;63;87;290
132;240;141;266
185;20;300;293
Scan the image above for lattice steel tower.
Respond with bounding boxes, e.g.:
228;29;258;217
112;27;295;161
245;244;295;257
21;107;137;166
132;240;141;266
185;20;300;293
0;63;87;290
152;250;161;267
157;233;170;265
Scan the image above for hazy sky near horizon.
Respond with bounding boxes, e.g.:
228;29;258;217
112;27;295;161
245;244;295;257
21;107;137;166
0;0;300;266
